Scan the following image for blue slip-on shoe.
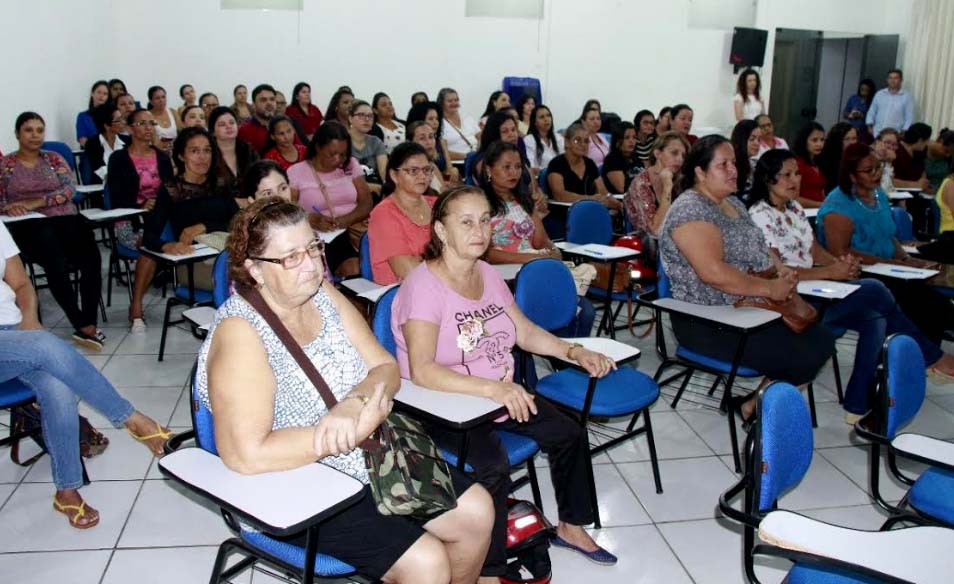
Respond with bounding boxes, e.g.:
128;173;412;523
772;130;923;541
550;535;618;565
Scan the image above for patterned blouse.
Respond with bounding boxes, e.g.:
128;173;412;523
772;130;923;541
748;200;814;268
623;170;658;237
659;190;772;305
197;285;370;483
491;200;536;253
0;151;76;217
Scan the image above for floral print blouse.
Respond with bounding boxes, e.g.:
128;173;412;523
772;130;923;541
623;170;657;237
748;199;814;268
491;200;536;253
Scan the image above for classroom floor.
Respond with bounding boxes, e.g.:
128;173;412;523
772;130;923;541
1;265;952;584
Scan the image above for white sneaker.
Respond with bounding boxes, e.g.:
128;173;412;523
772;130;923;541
130;318;147;334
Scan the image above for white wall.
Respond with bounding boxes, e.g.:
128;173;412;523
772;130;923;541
0;1;112;153
0;0;914;153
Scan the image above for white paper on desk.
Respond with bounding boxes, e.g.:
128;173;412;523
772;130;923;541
0;212;47;223
797;280;860;299
896;187;922;193
902;245;921;255
341;278;397;301
803;208;819;218
570;243;638;259
862;263;938;280
889;192;914;200
147;244;218;262
316;229;346;244
74;184;103;194
80;208;145;221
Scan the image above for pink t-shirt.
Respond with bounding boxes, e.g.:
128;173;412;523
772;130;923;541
368;195;436;285
392;261;516;382
288;157;361;219
130;152;161;205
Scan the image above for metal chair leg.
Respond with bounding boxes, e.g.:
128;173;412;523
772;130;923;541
832;351;844;404
527;457;543;511
158;298;176;362
643;408;663;494
806;383;818;428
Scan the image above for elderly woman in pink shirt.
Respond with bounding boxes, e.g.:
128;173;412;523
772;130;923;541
392;185;620;581
288;121;372;277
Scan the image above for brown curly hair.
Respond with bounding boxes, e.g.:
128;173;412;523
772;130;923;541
423;185;488;260
227;197;306;289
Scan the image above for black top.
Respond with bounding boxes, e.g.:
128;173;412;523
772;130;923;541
106;147;174;210
85;134;131;184
547;154;600;196
216;140;260;198
601;151;644;192
142;178;239;251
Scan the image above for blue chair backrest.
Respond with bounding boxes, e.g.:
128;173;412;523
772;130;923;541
892;207;914;241
756;382;813;512
102;184;113;210
884;334;926;438
538;168;550;196
656;257;671;299
566;200;612;245
191;370;218;455
160;223;175;243
359;232;373;281
371;286;400;357
463;151;480;186
213;251;231;308
42;141;75;171
514;258;576;331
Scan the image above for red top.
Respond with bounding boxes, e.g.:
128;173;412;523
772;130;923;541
797;156;827;202
286;103;324;138
368;195;437;285
238;118;302;154
263;145;307;171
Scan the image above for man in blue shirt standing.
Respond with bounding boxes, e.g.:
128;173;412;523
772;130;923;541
867;69;915;136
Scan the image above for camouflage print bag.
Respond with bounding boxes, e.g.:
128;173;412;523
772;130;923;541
364;412;458;518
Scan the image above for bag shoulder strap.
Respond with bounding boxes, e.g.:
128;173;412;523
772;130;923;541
240;286;338;410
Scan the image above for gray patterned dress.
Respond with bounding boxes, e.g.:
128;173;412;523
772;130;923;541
196;285;370;483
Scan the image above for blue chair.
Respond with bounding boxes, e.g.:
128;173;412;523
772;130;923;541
640;260;819;472
566;200;650;338
892;207;915;241
158;367;361;584
212;251;231;309
101;184;142;306
462;151;480;186
855;334;954;530
358;232;373;281
515;258;662;527
720;381;952;584
0;380;39;458
370;286;544;509
537;167;550;196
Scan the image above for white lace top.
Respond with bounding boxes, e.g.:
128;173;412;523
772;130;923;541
197;285;370;483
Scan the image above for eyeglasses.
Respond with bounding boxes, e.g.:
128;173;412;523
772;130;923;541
398;166;434;177
856;164;885;175
250;239;325;269
570;137;590;145
351;112;373;120
130;120;159;128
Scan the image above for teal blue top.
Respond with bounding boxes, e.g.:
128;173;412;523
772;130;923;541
816;186;896;259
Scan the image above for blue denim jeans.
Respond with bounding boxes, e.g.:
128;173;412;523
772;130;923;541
0;328;135;489
819;278;943;414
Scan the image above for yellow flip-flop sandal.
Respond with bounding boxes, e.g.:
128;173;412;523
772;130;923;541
127;422;173;456
53;497;100;529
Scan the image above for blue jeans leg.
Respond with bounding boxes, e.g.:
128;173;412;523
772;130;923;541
821;280;890;415
0;330;135;489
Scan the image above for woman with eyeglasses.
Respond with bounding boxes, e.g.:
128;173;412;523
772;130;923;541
288;121;372;277
546;123;619;210
754;115;788;157
348;100;388;195
368;143;437;284
107;109;174;330
84;102;130;184
199;197;493;584
818;143;954;349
